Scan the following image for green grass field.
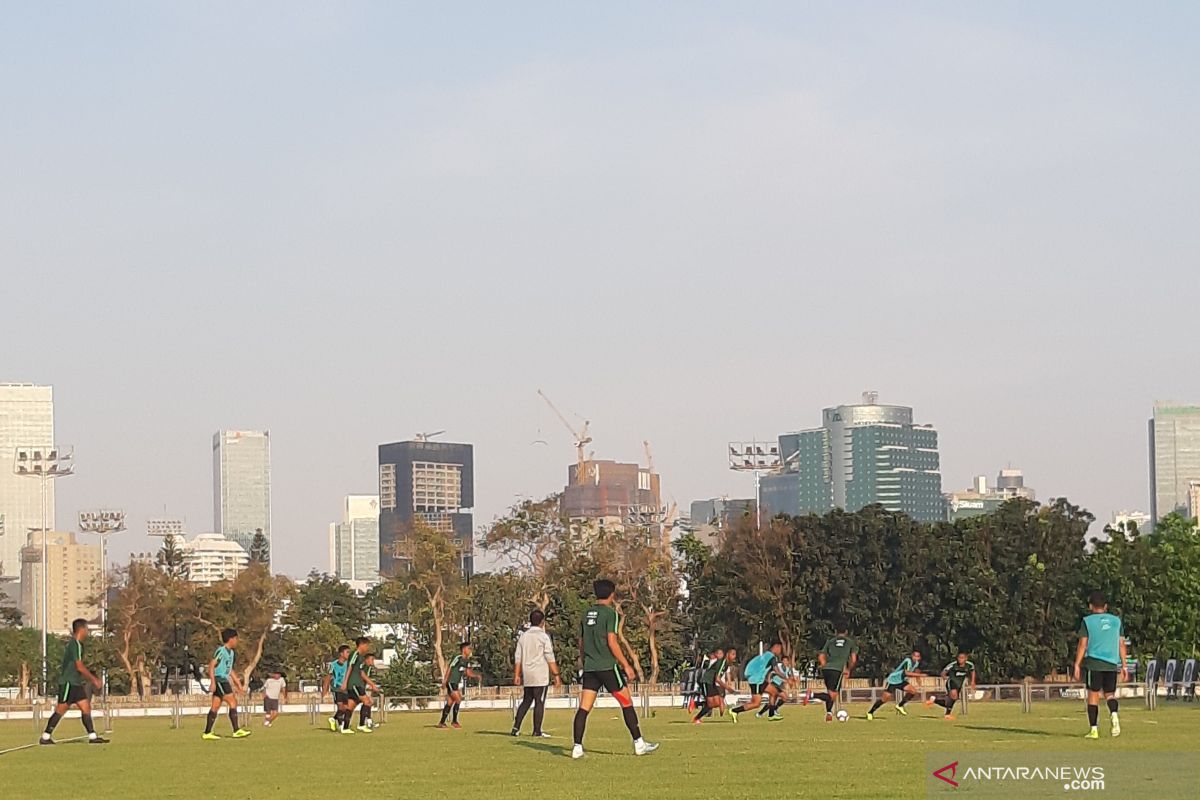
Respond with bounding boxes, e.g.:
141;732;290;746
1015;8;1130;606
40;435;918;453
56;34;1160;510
3;702;1198;799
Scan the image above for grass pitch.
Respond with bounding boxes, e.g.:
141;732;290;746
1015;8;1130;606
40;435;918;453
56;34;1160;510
3;701;1198;799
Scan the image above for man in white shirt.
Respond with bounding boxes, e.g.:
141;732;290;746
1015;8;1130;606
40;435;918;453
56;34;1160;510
262;671;287;727
511;610;560;737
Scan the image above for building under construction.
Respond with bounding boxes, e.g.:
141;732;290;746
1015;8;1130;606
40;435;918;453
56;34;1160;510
561;459;661;528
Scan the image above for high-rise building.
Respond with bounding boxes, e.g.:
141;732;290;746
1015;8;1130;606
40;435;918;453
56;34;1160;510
329;494;380;584
212;430;271;555
0;384;55;580
945;470;1036;522
19;531;100;634
1148;403;1200;522
1111;510;1152;533
561;459;661;528
688;497;755;546
180;533;250;585
760;392;944;523
378;440;474;576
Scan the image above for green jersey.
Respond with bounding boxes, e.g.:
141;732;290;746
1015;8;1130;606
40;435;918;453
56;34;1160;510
702;656;729;684
346;651;368;688
580;604;619;672
447;654;470;685
943;660;975;689
61;638;85;686
820;635;859;673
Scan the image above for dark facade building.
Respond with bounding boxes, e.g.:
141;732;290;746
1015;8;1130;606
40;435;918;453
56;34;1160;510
378;440;474;576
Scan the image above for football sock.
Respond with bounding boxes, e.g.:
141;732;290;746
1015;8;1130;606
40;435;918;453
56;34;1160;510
451;703;461;724
81;713;95;735
898;695;911;707
573;708;589;745
439;704;451;725
360;705;369;725
1107;698;1118;714
204;710;217;734
621;706;642;741
1087;704;1099;726
868;699;884;714
43;712;63;735
229;708;239;731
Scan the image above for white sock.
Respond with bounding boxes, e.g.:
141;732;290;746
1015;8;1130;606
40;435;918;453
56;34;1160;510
88;732;97;740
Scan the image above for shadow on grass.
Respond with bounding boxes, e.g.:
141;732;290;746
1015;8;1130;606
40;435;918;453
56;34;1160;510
962;725;1055;737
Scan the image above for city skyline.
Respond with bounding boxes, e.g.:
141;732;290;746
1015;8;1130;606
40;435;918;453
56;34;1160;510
4;5;1197;576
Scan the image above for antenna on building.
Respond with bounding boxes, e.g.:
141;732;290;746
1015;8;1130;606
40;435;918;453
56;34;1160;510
414;430;446;443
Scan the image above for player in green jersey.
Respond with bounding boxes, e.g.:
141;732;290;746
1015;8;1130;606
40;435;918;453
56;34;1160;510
340;637;380;733
866;649;923;720
1073;591;1128;739
438;641;479;729
807;624;859;722
692;646;737;724
572;579;658;759
925;651;976;720
203;628;250;739
322;645;352;731
40;619;106;745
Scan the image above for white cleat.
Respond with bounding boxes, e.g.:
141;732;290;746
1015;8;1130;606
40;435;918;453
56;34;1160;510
571;744;585;759
634;739;659;756
1111;715;1121;737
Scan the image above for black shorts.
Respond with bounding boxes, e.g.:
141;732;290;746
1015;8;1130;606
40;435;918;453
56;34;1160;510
581;669;627;695
1086;670;1119;694
263;698;280;713
749;682;766;695
945;682;964;696
212;677;234;699
58;683;87;705
822;669;842;693
346;685;366;702
886;681;910;695
703;682;723;699
334;690;349;704
445;682;464;697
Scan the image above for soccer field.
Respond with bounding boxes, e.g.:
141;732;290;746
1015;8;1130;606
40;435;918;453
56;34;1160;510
3;702;1198;799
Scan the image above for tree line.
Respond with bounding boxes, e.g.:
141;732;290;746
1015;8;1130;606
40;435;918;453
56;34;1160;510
1;496;1197;697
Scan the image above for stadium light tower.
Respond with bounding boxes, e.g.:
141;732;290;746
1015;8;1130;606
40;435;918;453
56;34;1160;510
727;440;781;528
78;509;127;629
14;445;74;694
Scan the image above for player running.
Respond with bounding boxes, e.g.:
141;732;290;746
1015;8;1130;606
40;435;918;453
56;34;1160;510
571;579;658;759
40;618;107;745
1073;591;1128;739
438;641;479;729
866;649;923;720
762;655;797;718
323;645;351;731
693;647;737;724
808;625;859;722
730;642;784;722
339;637;379;733
262;670;286;727
203;628;251;739
925;651;975;720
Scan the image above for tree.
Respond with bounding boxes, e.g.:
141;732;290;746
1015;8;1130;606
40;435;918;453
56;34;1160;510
191;564;295;685
389;522;465;680
0;598;22;628
156;535;188;579
249;528;271;567
483;495;581;612
107;562;170;697
286;572;366;639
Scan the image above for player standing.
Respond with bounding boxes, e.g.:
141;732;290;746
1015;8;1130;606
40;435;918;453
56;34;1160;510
1073;591;1128;739
203;628;250;739
437;642;479;729
866;649;923;720
925;651;975;720
39;618;107;745
571;579;658;759
730;642;784;722
262;670;286;727
511;609;561;738
340;637;379;733
693;647;736;724
808;625;859;722
323;645;351;731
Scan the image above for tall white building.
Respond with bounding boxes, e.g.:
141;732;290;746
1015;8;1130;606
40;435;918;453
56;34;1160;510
0;385;55;580
1149;403;1200;522
212;430;271;556
329;495;380;583
181;533;250;585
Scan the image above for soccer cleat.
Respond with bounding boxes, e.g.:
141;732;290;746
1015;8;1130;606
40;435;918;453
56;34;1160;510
768;714;783;722
534;732;552;738
356;725;373;733
451;722;462;729
232;728;251;738
39;738;55;745
801;692;809;706
865;712;875;721
692;717;702;725
944;714;956;721
340;728;356;735
1111;716;1121;737
201;732;220;741
634;739;659;756
510;729;520;737
328;717;338;731
730;709;739;723
924;697;936;708
435;723;448;729
896;706;908;716
825;712;834;723
88;737;109;744
571;744;585;759
1084;728;1100;739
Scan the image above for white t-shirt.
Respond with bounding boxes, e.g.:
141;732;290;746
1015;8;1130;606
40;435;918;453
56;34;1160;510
263;677;286;700
514;626;556;687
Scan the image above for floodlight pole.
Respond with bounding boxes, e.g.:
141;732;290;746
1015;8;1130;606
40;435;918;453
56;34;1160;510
79;510;127;630
728;440;781;529
14;446;74;695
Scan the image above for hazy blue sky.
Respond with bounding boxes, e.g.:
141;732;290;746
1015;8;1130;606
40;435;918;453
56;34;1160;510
3;2;1197;576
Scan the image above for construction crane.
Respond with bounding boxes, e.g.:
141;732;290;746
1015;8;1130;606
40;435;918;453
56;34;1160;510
643;440;655;473
537;390;592;482
414;430;445;443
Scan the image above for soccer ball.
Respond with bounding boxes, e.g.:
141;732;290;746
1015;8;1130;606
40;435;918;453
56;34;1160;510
836;709;850;722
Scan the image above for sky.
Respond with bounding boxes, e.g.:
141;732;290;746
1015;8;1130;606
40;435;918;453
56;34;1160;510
2;2;1198;577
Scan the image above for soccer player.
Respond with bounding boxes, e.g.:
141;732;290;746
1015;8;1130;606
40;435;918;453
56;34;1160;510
1073;591;1128;739
40;618;107;745
437;641;479;729
730;642;784;722
762;655;797;718
693;646;736;724
322;645;351;732
809;625;859;722
571;578;658;759
866;649;923;720
262;670;287;727
340;637;379;733
203;628;251;739
925;651;975;720
512;609;560;738
362;654;379;729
